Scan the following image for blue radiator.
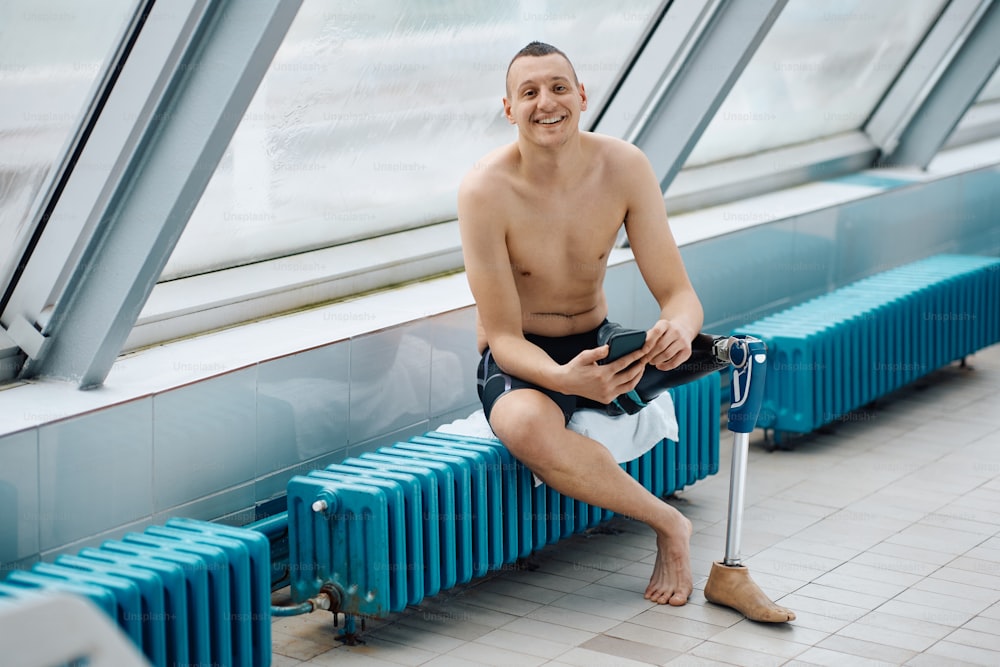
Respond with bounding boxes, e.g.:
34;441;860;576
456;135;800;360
733;254;1000;436
287;372;720;618
1;518;271;667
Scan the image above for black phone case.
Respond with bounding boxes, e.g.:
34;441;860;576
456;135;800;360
601;330;646;364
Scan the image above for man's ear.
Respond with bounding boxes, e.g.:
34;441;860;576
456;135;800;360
579;82;588;112
502;97;515;124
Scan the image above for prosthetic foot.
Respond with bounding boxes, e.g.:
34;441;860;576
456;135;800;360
705;561;796;622
709;336;795;623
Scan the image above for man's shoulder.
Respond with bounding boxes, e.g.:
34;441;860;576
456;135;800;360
458;144;517;228
584;132;644;162
469;142;518;174
582;133;650;191
460;143;516;199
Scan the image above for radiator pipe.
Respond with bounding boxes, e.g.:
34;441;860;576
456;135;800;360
270;584;340;617
270;600;316;617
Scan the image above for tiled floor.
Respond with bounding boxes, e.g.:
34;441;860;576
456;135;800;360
270;343;1000;666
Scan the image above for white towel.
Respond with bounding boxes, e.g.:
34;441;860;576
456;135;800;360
436;392;679;486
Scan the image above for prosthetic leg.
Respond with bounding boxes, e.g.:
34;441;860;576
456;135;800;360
702;336;795;622
611;331;795;622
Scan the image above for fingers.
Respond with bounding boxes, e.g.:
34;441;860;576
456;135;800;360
580;345;611;365
566;345;644;403
613;346;647;371
646;336;692;370
610;350;647;393
584;344;646;371
594;346;646;394
653;344;693;370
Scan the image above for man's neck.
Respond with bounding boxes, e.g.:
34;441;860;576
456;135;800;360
515;132;588;187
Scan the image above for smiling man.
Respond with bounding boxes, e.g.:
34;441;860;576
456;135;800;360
457;41;705;606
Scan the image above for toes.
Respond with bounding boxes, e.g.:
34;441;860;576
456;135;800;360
645;588;687;605
645;591;666;604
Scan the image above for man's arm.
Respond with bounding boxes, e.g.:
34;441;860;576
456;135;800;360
458;170;644;403
457;173;547;373
619;143;705;371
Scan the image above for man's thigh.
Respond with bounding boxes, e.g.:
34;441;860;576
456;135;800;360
478;349;577;424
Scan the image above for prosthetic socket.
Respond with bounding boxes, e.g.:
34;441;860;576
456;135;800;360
597;322;733;417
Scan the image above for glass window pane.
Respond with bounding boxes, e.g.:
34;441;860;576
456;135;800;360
976;66;1000;102
684;0;947;168
0;0;138;286
163;1;660;280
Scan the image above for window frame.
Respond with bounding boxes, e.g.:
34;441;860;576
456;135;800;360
2;0;998;388
0;0;302;386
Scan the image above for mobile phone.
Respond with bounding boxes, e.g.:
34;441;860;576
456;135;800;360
600;330;647;365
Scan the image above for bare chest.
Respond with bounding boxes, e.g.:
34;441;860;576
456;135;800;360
505;195;625;283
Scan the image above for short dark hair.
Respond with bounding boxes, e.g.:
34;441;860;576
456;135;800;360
505;41;579;96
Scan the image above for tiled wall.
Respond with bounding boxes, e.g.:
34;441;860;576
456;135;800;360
0;307;486;572
687;168;1000;335
1;166;998;572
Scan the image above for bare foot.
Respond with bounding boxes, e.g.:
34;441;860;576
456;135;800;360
644;511;693;605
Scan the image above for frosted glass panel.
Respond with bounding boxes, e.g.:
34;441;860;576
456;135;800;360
163;1;660;280
0;0;137;288
685;0;947;167
977;66;1000;102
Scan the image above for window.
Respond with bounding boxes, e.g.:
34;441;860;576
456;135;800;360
976;66;1000;102
683;0;947;168
0;0;138;289
161;0;661;280
942;62;1000;151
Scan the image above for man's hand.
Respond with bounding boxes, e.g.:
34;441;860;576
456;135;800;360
641;319;695;371
558;344;648;404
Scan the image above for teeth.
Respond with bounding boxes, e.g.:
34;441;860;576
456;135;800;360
538;117;562;124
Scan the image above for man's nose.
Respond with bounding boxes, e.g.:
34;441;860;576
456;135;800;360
536;89;556;109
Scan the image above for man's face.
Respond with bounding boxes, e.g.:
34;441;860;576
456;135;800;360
503;53;587;145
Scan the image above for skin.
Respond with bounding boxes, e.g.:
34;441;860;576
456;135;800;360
458;52;705;605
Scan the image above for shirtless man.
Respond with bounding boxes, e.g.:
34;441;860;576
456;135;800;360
457;42;703;606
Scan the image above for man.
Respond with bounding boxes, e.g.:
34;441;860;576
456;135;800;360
457;41;703;606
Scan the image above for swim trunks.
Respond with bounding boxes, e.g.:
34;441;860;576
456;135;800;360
477;323;731;426
477;321;608;424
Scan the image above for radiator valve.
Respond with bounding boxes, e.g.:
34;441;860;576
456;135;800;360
311;491;337;513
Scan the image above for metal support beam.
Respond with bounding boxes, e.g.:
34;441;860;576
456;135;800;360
872;0;1000;168
607;0;787;191
18;0;302;387
587;0;672;137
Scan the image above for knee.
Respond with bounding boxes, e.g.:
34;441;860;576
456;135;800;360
488;393;563;465
490;399;551;449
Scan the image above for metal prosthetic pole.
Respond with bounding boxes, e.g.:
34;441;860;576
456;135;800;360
725;433;750;566
703;335;795;622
